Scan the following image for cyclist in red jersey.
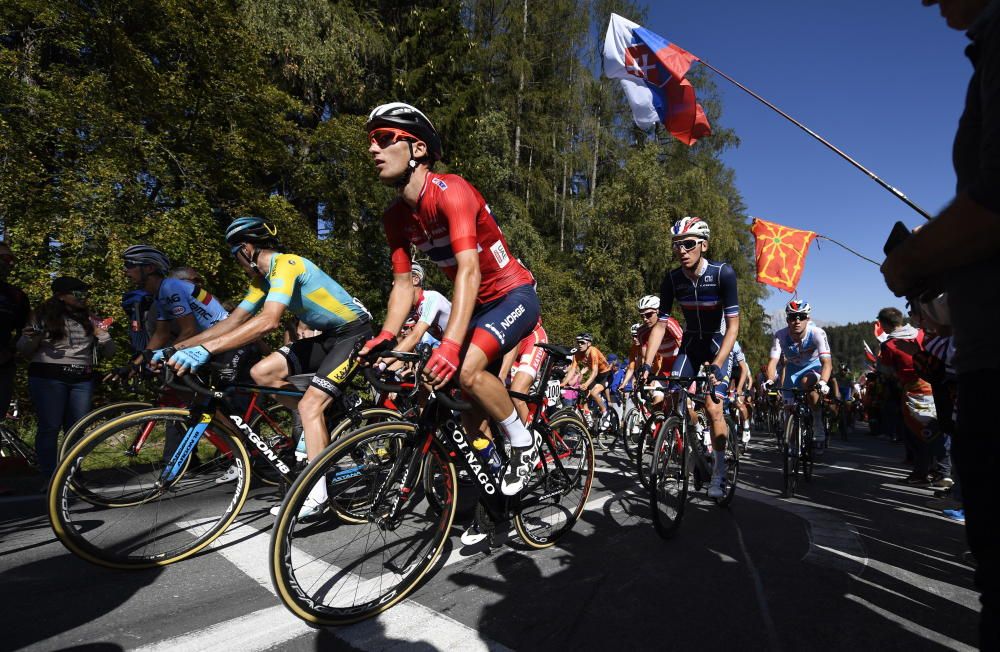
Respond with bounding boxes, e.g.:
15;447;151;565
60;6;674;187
359;102;541;496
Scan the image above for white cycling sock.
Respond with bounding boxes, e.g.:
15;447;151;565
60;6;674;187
307;476;328;505
501;410;533;448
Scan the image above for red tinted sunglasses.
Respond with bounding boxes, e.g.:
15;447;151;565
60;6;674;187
369;128;416;149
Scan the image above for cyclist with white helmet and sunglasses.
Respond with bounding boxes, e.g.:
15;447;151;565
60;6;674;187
394;262;452;353
764;299;833;448
360;102;541;497
122;245;228;369
163;217;372;519
633;294;684;407
640;216;740;499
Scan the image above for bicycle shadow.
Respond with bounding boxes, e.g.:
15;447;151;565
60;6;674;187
0;551;160;650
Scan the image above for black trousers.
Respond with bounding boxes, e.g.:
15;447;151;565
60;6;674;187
955;369;999;651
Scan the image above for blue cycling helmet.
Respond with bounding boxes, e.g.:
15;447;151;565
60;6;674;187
225;217;279;247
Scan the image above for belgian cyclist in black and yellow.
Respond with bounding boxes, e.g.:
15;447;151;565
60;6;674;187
163;217;372;519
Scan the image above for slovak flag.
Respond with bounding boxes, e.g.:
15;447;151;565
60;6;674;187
603;13;711;146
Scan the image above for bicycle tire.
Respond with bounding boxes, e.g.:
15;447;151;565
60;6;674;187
635;411;666;490
782;413;799;498
514;411;595;548
650;416;688;539
270;420;456;626
596;412;617;451
802;423;814;483
717;416;739;507
49;408;251;568
58;401;153;461
622;408;643;461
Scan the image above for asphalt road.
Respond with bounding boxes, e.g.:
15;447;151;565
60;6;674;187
0;424;980;651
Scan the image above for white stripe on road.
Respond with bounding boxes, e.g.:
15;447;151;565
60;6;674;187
151;519;512;652
845;594;975;652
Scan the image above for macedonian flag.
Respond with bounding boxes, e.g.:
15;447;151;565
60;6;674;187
750;218;817;293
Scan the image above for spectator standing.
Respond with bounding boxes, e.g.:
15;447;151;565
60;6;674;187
17;277;116;475
881;2;1000;646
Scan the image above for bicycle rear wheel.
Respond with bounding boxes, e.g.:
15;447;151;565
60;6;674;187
270;421;456;626
650;416;688;539
247;402;297;487
58;401;153;462
49;408;251;568
514;411;595;548
635;411;666;490
596;410;618;451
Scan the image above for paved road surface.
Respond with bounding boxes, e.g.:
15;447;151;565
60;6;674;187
0;425;979;651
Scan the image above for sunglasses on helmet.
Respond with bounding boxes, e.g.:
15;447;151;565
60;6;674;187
671;239;702;252
786;313;809;322
123;260;144;270
369;128;416;149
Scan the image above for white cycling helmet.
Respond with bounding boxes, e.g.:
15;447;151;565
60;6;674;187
630;323;641;336
410;262;425;284
670;216;711;241
785;298;812;315
637;295;660;311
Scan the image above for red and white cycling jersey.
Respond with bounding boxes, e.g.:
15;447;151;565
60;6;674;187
383;173;534;304
408;288;451;341
637;316;684;369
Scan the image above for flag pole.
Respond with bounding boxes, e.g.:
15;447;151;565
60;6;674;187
697;58;933;221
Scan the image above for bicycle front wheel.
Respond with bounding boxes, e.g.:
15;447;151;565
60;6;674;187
717;417;740;507
58;401;153;462
49;408;251;568
270;421;456;626
514;411;595;548
782;414;800;498
635;411;666;490
622;408;643;461
650;416;688;539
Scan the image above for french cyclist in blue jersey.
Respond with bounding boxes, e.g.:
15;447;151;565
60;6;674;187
640;216;740;499
764;299;833;447
165;217;372;519
122;245;228;369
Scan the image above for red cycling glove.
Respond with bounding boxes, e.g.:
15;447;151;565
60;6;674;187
361;329;397;359
426;338;462;385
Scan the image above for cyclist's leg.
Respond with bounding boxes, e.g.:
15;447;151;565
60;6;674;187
797;370;824;443
460;285;540;495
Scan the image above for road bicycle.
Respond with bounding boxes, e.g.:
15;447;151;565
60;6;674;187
648;374;739;539
48;362;398;569
269;343;594;625
780;387;818;498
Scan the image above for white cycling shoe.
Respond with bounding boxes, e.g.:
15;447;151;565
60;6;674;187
214;465;240;484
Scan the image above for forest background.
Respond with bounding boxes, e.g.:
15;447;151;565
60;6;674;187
1;0;857;376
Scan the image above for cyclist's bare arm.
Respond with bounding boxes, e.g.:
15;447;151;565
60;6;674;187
396;319;432;353
359;271;413;357
439;250;479;345
642;321;666;369
712;315;739;369
174;307;252;349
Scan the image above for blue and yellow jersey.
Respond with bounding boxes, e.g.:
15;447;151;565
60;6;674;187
237;254;367;332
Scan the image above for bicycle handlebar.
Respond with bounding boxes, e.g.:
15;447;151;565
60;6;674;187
361;348;473;412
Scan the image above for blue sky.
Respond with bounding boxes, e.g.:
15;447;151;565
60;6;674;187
639;1;972;325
